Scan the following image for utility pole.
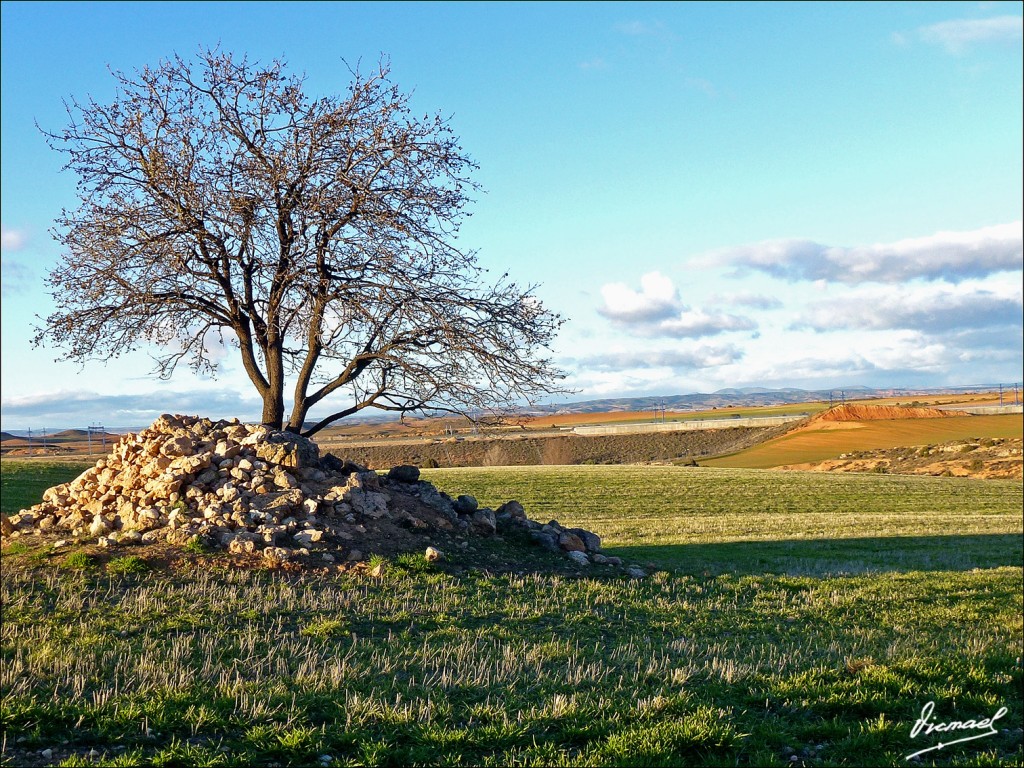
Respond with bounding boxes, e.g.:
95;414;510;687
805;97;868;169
88;423;104;456
90;423;107;453
999;384;1004;406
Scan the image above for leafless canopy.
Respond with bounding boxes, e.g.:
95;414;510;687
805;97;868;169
37;50;568;436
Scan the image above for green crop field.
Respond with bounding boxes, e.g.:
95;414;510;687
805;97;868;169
1;459;94;516
422;466;1023;575
1;463;1022;766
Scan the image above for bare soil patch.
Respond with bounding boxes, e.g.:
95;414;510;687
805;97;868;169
704;414;1022;469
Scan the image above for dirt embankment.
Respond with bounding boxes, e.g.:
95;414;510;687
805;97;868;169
781;437;1022;479
317;426;781;469
806;405;966;423
813;404;970;422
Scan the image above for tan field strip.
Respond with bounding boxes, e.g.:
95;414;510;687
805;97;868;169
703;414;1024;469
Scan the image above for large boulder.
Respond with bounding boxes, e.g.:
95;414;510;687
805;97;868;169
557;531;586;553
252;431;321;469
387;465;421;484
470;507;497;536
453;495;478;515
566;527;601;553
250;489;305;517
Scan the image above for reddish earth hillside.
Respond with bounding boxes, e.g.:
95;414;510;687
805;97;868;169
814;404;970;422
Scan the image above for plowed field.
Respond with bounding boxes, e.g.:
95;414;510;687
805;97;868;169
704;414;1023;469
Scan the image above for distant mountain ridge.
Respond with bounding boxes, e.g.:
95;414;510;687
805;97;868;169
3;384;1008;434
528;385;991;416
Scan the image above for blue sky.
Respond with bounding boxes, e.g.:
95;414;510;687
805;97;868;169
1;1;1022;430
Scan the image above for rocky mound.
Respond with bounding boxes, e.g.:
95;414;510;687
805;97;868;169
2;415;620;572
814;404;970;422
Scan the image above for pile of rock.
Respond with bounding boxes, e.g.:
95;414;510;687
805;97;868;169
3;414;621;571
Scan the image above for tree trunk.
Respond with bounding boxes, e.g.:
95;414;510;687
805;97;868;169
261;383;285;430
285;397;307;434
262;342;286;430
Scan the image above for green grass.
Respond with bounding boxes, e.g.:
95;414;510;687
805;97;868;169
1;458;94;515
107;555;149;575
59;550;97;570
423;466;1023;575
2;465;1022;766
669;401;827;422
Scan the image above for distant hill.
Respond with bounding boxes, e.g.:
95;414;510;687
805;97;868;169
308;384;1009;428
531;385;998;416
533;387;868;415
3;384;1009;434
0;429;121;444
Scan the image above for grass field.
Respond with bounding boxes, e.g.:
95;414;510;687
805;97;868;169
423;466;1023;575
703;414;1024;469
1;459;94;515
1;463;1022;766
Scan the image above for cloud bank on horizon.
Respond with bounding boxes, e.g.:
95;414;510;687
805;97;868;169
697;222;1022;284
578;221;1023;398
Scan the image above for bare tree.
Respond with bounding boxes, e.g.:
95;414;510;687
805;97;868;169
36;50;568;436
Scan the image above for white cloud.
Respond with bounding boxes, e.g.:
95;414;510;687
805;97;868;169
795;279;1023;333
656;309;757;338
0;257;32;296
598;271;757;338
699;221;1023;284
919;15;1023;54
717;330;970;389
711;291;784;310
599;271;683;322
575;344;743;372
200;327;239;367
564;368;671;398
0;388;265;429
1;225;27;252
